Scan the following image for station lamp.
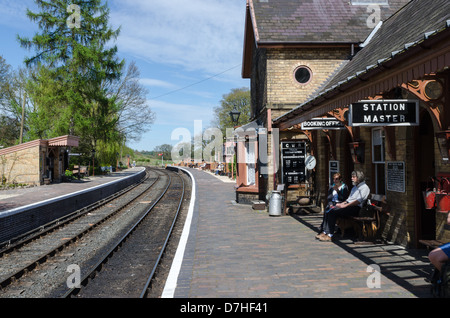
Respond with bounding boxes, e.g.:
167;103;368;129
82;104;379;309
229;107;241;125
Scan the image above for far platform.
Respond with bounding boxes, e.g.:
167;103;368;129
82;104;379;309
0;167;145;213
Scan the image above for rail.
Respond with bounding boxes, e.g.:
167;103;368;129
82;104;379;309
0;168;158;292
61;168;186;298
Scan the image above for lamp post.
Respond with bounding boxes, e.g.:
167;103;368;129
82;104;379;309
91;149;96;177
229;107;241;125
229;107;241;180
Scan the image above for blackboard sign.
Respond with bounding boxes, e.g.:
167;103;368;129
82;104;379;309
349;100;419;127
281;141;306;184
387;161;405;193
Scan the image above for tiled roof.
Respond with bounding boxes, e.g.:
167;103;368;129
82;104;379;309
250;0;411;43
324;0;450;89
273;0;450;125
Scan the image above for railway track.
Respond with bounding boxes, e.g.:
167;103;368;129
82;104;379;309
0;167;191;298
64;168;186;298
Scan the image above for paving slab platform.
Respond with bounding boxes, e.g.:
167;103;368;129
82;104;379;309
163;167;434;298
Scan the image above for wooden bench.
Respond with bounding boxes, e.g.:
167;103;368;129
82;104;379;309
72;165;88;178
419;240;446;251
337;194;390;243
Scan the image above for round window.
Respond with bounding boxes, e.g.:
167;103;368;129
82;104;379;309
294;66;312;85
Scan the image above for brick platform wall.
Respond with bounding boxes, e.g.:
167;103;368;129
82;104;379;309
0;169;146;243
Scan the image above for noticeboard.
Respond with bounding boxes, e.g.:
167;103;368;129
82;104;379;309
281;141;306;184
386;161;405;193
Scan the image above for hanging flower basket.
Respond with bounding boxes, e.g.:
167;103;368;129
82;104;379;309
423;190;437;210
436;193;450;213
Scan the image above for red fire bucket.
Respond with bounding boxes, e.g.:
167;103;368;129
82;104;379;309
423;190;436;209
436;193;450;213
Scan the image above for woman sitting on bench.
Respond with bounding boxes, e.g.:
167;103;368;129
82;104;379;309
428;212;450;272
317;170;370;242
316;173;349;239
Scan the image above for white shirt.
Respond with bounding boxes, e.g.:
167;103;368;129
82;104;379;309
346;181;370;207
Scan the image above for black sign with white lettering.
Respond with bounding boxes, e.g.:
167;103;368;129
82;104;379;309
349;100;419;126
281;141;306;184
301;118;345;130
387;161;405;193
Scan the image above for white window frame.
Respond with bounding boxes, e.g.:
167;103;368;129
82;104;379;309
372;128;385;164
372;128;386;194
245;141;256;186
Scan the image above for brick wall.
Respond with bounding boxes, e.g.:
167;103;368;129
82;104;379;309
433;130;450;242
266;48;349;110
252;48;350;117
380;127;412;246
253;47;350;196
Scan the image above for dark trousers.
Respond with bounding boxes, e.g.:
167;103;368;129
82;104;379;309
323;206;360;235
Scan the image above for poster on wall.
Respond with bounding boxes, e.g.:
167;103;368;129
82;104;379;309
386;161;405;193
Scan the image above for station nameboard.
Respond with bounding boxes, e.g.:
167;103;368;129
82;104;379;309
301;117;346;130
349;100;419;127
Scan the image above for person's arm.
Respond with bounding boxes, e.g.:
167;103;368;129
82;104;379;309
335;199;359;209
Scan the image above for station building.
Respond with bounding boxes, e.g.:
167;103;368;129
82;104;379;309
238;0;450;247
0;135;79;186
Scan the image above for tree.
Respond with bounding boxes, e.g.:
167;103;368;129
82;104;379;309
0;56;11;110
153;144;173;160
18;0;125;154
0;57;28;146
104;61;155;142
211;87;251;136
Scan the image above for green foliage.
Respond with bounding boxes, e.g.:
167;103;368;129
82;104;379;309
16;0;136;162
65;169;73;178
211;87;251;136
153;144;173;160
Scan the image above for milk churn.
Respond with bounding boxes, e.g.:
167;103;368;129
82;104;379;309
269;191;282;216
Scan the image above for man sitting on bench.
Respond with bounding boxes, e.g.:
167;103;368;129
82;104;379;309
318;170;370;242
428;212;450;272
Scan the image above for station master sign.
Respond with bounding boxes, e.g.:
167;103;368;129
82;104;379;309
349;100;419;127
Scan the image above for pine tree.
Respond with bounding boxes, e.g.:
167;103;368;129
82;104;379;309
18;0;124;153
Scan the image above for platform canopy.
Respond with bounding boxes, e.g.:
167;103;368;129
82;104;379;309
47;135;79;147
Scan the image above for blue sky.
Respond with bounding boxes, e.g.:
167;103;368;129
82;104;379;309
0;0;249;152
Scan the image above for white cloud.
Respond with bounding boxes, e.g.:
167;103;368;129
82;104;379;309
109;0;245;79
140;78;176;89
